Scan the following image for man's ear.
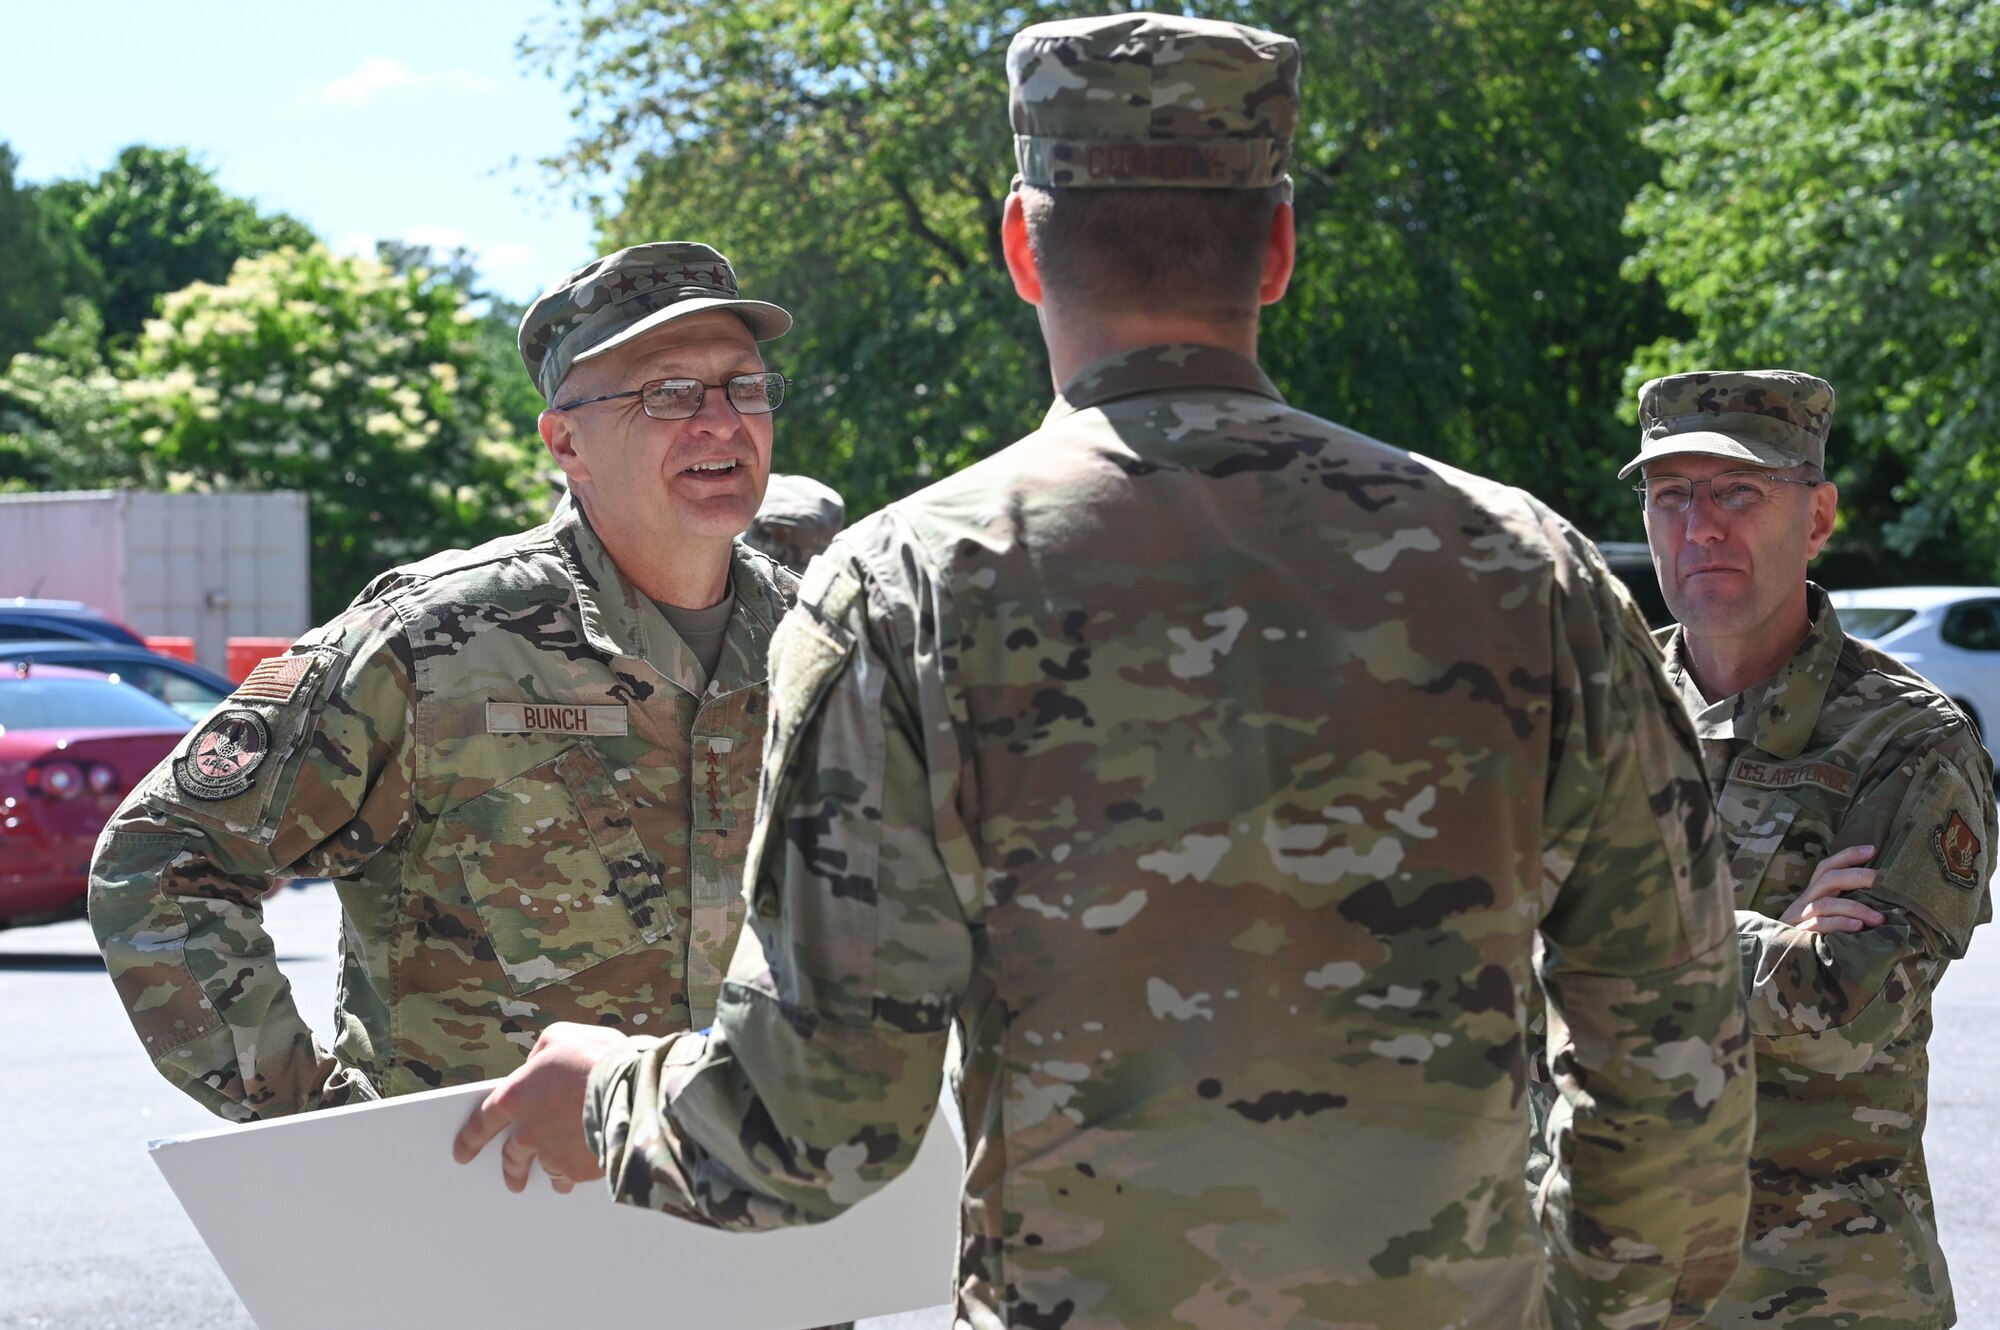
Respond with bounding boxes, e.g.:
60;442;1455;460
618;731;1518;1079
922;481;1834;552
1259;200;1296;305
539;409;591;486
1002;190;1043;307
1806;480;1838;559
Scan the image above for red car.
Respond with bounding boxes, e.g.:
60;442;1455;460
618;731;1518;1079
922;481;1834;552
0;663;192;929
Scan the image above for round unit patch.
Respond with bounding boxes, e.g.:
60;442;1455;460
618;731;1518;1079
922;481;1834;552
174;709;273;802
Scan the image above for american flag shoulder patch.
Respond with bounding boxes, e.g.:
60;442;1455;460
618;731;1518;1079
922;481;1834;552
233;653;319;704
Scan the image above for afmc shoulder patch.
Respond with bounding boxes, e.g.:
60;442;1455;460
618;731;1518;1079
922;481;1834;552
1931;808;1983;890
174;708;274;802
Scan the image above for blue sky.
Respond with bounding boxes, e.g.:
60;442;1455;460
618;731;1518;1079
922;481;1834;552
2;2;601;301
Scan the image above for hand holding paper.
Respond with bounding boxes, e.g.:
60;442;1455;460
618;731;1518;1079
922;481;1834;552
453;1021;638;1192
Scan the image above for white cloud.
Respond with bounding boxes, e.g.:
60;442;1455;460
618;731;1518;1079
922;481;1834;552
317;56;497;108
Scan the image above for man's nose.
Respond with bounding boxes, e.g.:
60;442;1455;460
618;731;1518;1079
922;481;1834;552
683;383;743;435
1682;489;1729;542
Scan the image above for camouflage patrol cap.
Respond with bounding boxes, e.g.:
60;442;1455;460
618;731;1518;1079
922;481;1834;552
1007;12;1299;190
518;242;792;402
1619;369;1836;478
742;473;847;572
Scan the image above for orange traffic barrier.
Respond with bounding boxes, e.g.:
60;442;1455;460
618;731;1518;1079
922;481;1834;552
225;637;295;683
145;636;197;663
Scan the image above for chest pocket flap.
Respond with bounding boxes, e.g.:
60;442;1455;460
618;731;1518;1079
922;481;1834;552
441;744;669;994
1718;786;1833;915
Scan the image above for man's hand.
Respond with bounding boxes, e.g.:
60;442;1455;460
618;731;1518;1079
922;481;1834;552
1781;843;1883;934
452;1022;638;1194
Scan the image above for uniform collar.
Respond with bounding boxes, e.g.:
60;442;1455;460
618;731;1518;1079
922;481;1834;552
1662;584;1844;760
551;493;778;701
1043;343;1284;425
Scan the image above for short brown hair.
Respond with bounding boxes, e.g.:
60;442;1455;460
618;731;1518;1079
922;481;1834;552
1020;183;1283;323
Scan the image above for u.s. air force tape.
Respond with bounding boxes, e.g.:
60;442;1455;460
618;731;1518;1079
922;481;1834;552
484;702;629;736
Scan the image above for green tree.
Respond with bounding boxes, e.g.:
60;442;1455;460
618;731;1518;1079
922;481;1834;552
377;239;550;452
530;0;1722;533
122;245;550;616
1626;0;2000;575
0;302;134;492
45;146;317;344
0;143;100;368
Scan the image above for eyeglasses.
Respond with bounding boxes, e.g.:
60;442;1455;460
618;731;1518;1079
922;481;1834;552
551;372;791;420
1634;470;1821;514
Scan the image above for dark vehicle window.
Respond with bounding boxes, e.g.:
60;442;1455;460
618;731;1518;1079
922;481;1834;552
0;679;191;732
0;623;97;644
1838;608;1917;640
1594;544;1673;629
101;664;226;721
1941;602;2000;652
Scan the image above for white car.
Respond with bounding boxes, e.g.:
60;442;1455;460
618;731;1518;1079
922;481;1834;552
1826;586;2000;739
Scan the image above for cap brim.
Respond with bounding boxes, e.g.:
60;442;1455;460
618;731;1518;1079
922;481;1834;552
1616;430;1808;479
574;296;793;366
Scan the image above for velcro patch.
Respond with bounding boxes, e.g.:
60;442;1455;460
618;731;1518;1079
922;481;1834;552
173;709;273;801
1932;809;1983;889
1728;757;1855;798
485;702;628;736
232;652;321;704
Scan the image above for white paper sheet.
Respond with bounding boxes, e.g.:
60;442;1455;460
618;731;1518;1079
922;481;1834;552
149;1080;962;1330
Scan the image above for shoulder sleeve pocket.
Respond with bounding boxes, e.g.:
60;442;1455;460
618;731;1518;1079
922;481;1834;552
1869;750;1993;958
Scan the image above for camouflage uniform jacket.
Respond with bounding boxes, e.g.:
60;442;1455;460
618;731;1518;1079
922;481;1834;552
585;344;1752;1330
89;494;793;1121
1658;588;1993;1328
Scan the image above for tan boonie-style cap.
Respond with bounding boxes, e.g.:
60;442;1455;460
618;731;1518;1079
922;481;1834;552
518;241;792;402
1619;369;1836;478
1008;12;1299;191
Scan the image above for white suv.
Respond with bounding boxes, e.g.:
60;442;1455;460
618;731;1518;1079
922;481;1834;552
1826;586;2000;740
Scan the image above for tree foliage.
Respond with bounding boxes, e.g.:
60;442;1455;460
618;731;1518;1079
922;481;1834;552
530;0;1723;534
1627;0;2000;574
0;143;99;368
118;246;548;616
44;146;317;344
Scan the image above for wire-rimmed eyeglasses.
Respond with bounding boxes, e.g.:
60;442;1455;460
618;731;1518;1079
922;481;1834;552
551;372;791;420
1634;470;1821;514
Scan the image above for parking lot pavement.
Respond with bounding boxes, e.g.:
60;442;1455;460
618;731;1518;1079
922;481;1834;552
4;874;1997;1328
0;883;949;1330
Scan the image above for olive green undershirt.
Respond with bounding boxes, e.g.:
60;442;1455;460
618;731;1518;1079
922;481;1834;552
653;589;734;685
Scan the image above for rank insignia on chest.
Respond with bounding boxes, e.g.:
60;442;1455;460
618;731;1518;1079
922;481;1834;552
173;709;273;801
1931;809;1983;889
485;701;629;736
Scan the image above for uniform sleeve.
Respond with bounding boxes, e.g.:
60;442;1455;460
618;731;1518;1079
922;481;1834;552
1533;532;1753;1330
1735;737;1993;1075
586;529;975;1225
87;602;417;1121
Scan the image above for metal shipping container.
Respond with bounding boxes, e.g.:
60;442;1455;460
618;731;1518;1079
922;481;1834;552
0;490;310;673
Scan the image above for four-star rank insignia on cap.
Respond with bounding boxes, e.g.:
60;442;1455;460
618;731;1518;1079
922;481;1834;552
174;709;273;802
1931;809;1983;889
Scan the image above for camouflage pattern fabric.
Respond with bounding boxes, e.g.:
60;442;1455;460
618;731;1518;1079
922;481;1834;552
518;240;791;402
584;343;1753;1329
1009;13;1298;189
741;473;847;575
1620;371;1835;479
1663;589;1991;1327
89;493;794;1121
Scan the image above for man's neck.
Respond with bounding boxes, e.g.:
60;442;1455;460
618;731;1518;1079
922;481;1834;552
1681;615;1812;703
576;496;735;609
1040;306;1260;393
